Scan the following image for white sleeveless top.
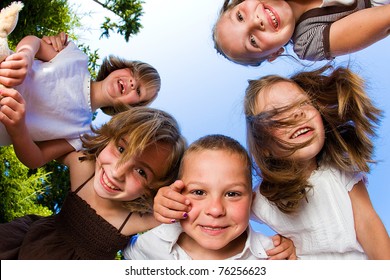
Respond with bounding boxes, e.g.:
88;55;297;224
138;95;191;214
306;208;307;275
251;164;367;259
0;41;92;151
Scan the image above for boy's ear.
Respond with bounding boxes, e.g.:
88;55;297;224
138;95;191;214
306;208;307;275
267;47;284;62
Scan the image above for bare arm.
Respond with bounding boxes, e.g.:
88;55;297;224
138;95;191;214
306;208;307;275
0;33;67;87
329;4;390;57
0;87;74;168
130;213;161;234
349;180;390;259
16;34;63;62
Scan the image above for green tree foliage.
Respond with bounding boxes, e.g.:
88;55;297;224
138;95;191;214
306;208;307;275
0;0;81;222
0;146;52;223
92;0;144;42
0;0;145;223
1;0;79;50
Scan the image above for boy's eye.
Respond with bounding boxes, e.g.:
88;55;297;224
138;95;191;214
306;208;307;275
191;189;205;196
136;88;141;96
236;11;243;22
226;191;240;197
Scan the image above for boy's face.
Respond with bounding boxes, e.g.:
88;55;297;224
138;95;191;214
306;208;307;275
179;149;253;254
216;0;294;64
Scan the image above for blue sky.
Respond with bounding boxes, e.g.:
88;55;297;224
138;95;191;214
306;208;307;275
70;0;390;235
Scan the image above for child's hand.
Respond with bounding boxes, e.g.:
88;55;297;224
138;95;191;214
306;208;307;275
153;180;191;224
41;32;68;52
266;234;297;260
0;51;31;87
0;88;28;138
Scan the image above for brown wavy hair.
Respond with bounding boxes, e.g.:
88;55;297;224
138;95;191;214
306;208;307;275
96;55;161;115
244;64;382;213
81;107;186;214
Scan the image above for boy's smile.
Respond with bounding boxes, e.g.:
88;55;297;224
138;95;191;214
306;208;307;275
178;149;253;258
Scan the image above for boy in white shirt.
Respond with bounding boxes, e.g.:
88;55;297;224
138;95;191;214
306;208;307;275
124;134;296;260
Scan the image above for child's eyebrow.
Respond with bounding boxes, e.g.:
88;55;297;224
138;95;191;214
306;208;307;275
119;137;128;145
185;181;206;187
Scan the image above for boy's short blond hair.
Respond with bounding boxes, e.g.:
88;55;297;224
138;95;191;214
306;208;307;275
179;134;252;189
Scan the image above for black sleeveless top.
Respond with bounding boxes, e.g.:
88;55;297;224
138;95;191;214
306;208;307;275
0;174;134;259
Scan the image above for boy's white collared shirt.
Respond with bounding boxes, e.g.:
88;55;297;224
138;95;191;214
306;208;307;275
124;223;273;260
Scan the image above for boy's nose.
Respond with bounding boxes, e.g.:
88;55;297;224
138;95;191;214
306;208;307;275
205;198;226;217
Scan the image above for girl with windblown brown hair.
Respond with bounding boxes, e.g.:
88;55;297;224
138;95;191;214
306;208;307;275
244;64;390;259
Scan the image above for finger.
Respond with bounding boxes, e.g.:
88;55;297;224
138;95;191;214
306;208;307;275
169;180;191;205
41;35;52;45
0;77;23;88
53;37;65;52
0;88;24;103
266;245;283;258
2;54;26;69
169;180;185;192
0;66;27;80
269;246;297;260
158;181;190;205
52;33;68;51
153;204;188;222
288;252;298;260
271;234;282;246
153;212;183;224
60;32;68;45
267;251;288;260
154;191;191;213
48;37;60;52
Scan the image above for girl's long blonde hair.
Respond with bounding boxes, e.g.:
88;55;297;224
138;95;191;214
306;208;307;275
81;107;186;214
245;65;382;213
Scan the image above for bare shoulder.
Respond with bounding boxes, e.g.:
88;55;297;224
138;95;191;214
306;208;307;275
62;151;95;191
123;213;161;236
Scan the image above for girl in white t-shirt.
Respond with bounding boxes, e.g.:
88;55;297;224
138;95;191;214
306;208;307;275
153;65;390;259
242;64;389;259
0;33;161;168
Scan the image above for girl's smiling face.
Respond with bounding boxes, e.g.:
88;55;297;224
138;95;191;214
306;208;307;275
215;0;295;64
255;81;325;166
103;68;157;106
94;139;172;202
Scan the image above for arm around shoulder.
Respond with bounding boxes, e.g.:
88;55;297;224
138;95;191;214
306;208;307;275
329;5;390;57
14;138;74;169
